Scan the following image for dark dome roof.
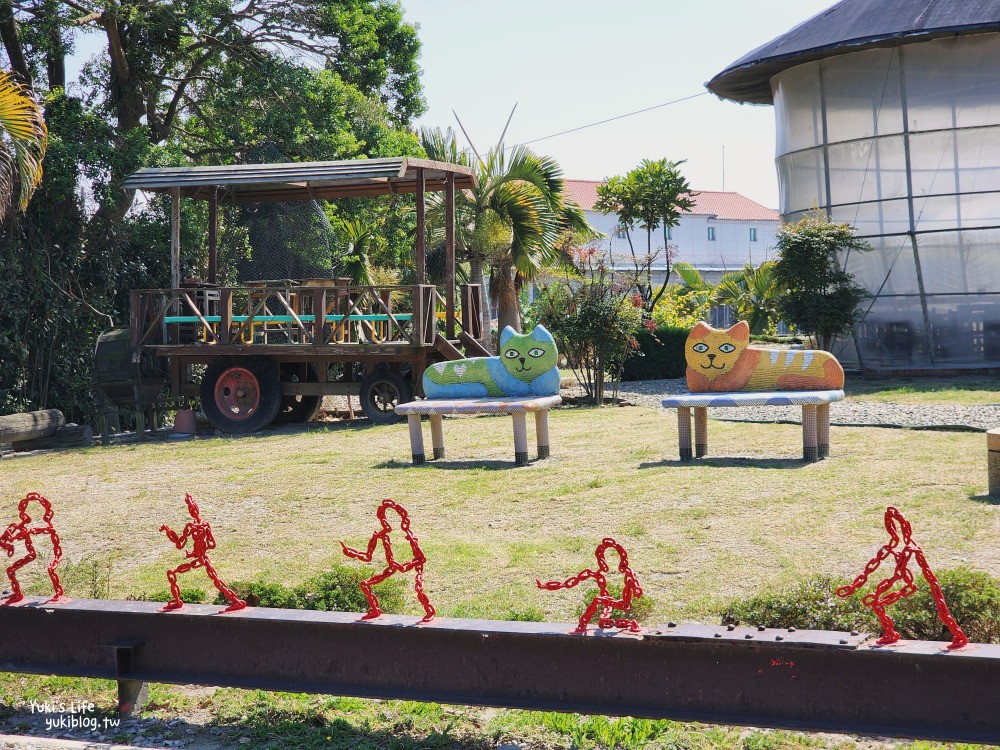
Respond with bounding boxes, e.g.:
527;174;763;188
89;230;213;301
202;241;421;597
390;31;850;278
708;0;1000;104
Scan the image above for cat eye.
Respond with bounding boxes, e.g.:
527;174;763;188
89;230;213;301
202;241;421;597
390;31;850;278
719;343;737;353
504;349;520;359
527;347;545;358
692;343;709;353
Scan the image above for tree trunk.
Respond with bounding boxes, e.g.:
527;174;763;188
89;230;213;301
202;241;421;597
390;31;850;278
491;261;521;334
0;409;65;443
468;252;492;352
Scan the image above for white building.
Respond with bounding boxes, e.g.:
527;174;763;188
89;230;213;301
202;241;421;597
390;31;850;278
563;180;781;286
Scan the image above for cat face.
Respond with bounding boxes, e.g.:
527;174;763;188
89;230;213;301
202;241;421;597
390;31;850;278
685;321;750;382
498;325;558;382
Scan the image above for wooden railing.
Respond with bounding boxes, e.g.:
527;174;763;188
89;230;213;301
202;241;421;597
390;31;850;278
129;282;483;350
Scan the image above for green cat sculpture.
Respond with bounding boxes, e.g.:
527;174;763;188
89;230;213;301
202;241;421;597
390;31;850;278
422;325;560;398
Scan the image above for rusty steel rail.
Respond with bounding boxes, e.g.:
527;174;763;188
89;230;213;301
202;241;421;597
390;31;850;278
1;598;999;743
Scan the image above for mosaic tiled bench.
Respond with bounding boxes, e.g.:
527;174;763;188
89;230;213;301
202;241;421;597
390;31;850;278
661;390;846;462
394;395;562;467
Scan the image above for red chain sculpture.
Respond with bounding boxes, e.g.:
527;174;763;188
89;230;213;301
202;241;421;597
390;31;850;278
340;499;435;623
537;537;644;634
159;493;246;613
0;493;64;605
838;506;967;649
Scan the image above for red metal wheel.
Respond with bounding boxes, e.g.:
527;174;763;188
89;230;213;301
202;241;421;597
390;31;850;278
213;366;262;419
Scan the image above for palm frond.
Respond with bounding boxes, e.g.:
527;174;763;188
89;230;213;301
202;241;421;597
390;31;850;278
0;70;47;218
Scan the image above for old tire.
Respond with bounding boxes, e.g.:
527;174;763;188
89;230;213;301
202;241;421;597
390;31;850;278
200;358;282;433
274;364;323;425
360;370;411;424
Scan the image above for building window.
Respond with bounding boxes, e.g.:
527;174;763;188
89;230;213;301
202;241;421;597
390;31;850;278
749;228;758;242
707;226;716;241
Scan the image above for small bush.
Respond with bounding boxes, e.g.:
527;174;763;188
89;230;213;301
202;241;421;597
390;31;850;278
139;588;207;604
217;565;404;614
620;325;689;381
720;569;1000;644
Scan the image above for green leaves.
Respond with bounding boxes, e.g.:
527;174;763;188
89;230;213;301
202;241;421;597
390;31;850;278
773;215;872;350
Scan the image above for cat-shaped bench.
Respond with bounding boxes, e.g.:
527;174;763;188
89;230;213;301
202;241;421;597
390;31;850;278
662;321;846;461
396;325;562;466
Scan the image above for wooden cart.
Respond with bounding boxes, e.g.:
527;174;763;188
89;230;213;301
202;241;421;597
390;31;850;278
98;157;485;434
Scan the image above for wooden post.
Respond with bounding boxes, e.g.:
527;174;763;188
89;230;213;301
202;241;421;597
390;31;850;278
817;403;831;459
445;173;456;339
407;414;425;464
694;407;708;458
802;405;818;461
430;414;445;459
170;188;181;292
415;168;426;284
219;288;232;345
677;407;692;461
988;429;1000;497
535;410;550;459
207;187;218;285
512;412;529;467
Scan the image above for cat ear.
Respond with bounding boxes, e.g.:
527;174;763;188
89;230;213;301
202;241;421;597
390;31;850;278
689;321;714;339
727;320;750;342
499;326;517;346
530;325;553;342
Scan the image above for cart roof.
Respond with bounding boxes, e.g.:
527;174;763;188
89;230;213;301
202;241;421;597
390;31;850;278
122;157;477;203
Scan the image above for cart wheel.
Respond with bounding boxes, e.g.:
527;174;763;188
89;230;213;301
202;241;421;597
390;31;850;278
274;364;323;424
200;358;282;433
360;370;412;424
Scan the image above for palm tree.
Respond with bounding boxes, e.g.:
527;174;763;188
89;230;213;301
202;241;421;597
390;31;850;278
421;127;590;342
715;261;782;335
0;70;47;220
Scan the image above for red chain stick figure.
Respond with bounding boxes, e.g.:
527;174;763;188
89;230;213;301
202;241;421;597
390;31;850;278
838;506;967;650
159;493;246;613
537;537;643;634
340;499;435;623
0;492;64;606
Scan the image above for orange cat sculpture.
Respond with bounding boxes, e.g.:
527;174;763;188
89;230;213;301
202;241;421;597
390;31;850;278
685;321;844;392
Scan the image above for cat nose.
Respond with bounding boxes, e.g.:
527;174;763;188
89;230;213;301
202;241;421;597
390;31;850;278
707;354;716;361
519;358;526;366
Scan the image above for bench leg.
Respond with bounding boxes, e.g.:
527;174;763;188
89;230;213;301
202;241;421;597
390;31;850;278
677;407;693;462
694;407;708;458
817;403;830;459
801;404;818;462
407;414;426;464
429;414;445;459
534;410;551;460
512;412;529;466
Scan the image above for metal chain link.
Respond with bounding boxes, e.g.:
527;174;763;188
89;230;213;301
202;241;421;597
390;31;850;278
1;492;64;605
537;537;643;634
838;506;968;649
341;499;435;622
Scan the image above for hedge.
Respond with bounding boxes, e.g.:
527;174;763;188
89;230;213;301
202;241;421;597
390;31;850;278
621;325;691;381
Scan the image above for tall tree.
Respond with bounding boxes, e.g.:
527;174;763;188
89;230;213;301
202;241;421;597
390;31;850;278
594;158;694;313
0;0;424;420
421;126;589;340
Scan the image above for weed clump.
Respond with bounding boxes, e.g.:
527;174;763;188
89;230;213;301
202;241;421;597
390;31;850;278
720;569;1000;644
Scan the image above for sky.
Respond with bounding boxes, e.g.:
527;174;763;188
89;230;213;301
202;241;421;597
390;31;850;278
402;0;836;209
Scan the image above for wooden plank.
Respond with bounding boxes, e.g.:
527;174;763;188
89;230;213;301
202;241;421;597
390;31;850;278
445;173;456;338
170;188;181;292
416;167;426;284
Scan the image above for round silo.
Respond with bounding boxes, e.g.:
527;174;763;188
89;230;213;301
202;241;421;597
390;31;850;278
709;2;1000;371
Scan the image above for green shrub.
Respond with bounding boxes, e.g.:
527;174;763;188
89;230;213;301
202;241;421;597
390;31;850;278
215;565;404;614
620;325;689;381
720;569;1000;644
140;588;207;604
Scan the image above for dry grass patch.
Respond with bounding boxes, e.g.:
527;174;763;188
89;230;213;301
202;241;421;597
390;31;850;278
0;406;997;623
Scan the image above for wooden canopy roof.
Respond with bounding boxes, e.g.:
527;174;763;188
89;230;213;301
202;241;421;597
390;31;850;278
122;157;477;203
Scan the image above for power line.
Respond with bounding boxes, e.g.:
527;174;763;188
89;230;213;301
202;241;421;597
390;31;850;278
514;91;710;148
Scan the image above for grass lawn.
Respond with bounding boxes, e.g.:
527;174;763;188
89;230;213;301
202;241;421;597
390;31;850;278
844;374;1000;405
0;402;996;748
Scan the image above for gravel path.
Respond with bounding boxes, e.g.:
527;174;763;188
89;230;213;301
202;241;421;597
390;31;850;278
598;378;1000;432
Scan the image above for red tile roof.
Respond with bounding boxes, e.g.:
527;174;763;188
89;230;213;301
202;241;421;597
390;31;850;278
563;179;779;222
